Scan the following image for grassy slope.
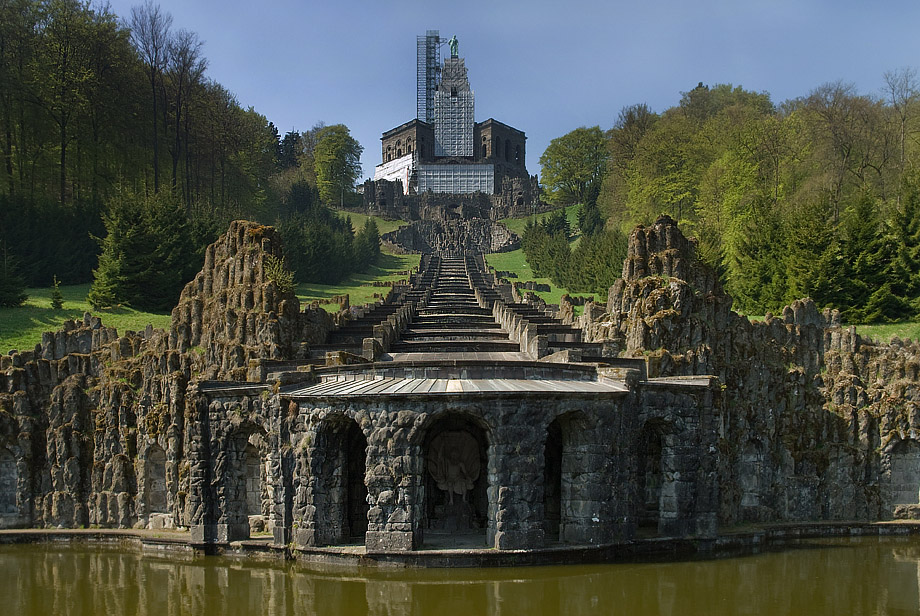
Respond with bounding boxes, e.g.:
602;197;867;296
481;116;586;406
0;284;172;354
296;253;420;312
489;203;596;307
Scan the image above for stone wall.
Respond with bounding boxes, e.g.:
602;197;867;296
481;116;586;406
381;220;519;255
277;383;717;551
0;221;333;531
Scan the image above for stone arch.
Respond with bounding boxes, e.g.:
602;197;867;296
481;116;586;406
312;415;369;545
636;421;667;533
0;446;17;515
504;140;511;162
888;439;920;506
418;412;491;546
481;143;487;158
542;411;592;543
145;444;168;514
739;439;769;520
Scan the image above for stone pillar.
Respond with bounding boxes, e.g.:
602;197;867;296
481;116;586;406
489;420;545;550
364;410;418;552
186;390;214;544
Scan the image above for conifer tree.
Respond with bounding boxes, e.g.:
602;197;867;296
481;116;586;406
50;275;63;310
0;242;27;307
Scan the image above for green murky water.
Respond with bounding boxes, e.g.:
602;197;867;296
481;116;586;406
2;537;920;615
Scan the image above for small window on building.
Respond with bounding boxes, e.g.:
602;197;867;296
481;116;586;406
482;144;487;157
451;87;457;97
515;145;521;164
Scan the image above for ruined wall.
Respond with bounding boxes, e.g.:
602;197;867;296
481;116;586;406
0;221;333;531
580;215;920;525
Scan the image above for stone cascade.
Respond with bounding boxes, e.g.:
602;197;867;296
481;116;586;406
390;257;519;355
381;220;519;256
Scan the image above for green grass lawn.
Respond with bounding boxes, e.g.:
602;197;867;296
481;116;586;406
853;321;920;343
296;252;421;312
485;249;595;307
0;284;172;354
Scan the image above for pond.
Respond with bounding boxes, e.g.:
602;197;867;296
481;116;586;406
1;537;919;615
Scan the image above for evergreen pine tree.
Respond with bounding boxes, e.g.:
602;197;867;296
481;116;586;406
50;275;64;310
0;242;27;307
577;201;604;236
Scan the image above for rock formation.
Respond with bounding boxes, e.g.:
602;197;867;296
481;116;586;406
0;221;333;530
579;215;920;523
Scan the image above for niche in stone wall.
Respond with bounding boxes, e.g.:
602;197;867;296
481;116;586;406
889;439;920;505
422;414;489;542
637;423;665;533
146;445;168;514
0;447;17;515
313;416;369;545
739;440;769;520
543;420;563;542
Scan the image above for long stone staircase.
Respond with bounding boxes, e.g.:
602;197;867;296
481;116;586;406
279;251;614;367
390;257;520;356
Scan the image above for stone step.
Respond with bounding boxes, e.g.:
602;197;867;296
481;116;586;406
389;340;520;353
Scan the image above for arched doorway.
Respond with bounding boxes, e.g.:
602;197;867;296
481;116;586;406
0;447;16;515
313;416;369;545
146;445;168;514
422;414;489;545
637;423;665;534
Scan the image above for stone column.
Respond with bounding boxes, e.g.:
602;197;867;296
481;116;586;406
364;406;418;552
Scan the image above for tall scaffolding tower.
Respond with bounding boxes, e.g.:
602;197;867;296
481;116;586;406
417;30;440;124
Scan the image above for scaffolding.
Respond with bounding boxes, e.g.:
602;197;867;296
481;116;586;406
417;31;440;124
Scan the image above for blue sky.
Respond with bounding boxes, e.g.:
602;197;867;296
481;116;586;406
105;0;920;180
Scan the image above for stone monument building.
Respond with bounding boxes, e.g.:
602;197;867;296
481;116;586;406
364;32;545;254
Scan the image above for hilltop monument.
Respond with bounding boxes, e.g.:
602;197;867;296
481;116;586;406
362;31;549;254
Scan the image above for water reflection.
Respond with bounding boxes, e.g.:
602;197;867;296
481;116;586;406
2;538;920;615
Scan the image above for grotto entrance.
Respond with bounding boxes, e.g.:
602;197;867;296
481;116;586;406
313;417;369;545
422;414;489;546
637;423;664;535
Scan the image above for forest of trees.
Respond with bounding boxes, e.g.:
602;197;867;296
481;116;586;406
540;79;920;323
0;0;372;310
